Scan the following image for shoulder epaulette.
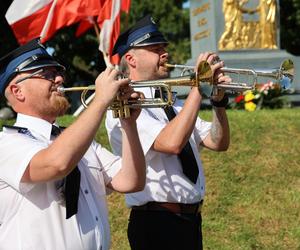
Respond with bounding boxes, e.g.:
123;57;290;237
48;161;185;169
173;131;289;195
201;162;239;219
3;125;35;139
3;125;28;133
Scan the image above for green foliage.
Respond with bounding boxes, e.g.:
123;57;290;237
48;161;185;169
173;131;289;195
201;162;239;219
0;1;18;108
0;1;18;57
1;109;300;249
45;26;106;86
280;0;300;55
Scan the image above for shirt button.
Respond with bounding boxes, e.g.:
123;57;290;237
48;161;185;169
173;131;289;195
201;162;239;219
95;216;98;221
84;189;89;194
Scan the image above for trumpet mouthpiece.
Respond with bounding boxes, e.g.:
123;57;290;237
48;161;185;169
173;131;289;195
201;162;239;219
57;86;65;93
164;63;174;68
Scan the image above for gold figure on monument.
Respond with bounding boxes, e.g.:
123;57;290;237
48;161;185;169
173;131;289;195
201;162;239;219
259;0;278;49
218;0;278;50
218;0;250;50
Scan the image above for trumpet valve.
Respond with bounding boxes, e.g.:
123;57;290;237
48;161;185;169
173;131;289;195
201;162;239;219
110;99;131;118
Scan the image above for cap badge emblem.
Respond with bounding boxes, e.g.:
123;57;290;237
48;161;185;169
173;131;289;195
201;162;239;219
150;17;156;24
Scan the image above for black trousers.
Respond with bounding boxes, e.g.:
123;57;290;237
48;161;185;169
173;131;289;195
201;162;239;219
127;209;203;250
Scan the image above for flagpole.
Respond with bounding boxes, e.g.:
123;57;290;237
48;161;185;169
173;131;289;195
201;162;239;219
74;1;123;117
125;12;129;30
93;17;100;38
73;18;103;117
73;17;98;116
92;17;112;68
40;0;58;41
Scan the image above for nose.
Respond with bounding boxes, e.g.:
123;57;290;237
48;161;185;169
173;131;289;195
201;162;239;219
160;50;168;61
54;74;64;84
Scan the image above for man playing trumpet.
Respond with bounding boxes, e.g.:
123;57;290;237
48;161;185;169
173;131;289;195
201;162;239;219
105;15;231;250
0;38;146;250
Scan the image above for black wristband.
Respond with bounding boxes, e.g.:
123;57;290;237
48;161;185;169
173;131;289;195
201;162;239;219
210;95;229;108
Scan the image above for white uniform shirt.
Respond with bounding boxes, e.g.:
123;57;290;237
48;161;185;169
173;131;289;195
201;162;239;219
106;87;211;207
0;114;122;250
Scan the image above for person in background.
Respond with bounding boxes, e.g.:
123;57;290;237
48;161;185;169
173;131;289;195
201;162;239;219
105;15;231;250
0;38;146;250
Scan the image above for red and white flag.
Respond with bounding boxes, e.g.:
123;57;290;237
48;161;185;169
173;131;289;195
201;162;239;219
6;0;131;66
75;16;96;37
98;0;130;66
6;0;102;44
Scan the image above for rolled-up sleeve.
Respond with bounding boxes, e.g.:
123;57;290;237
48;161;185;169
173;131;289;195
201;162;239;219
194;118;211;148
91;141;122;184
106;109;165;158
135;109;166;156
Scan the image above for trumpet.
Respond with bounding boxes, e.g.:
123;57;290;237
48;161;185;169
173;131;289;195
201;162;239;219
58;61;213;118
165;58;294;93
58;59;294;118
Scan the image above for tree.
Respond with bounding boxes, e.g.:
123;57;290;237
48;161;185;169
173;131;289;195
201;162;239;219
0;1;18;109
0;1;18;56
279;0;300;55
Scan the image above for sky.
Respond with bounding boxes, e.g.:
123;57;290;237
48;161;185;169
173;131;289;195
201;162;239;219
183;1;190;9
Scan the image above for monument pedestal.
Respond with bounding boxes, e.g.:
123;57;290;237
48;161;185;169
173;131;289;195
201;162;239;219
186;0;300;91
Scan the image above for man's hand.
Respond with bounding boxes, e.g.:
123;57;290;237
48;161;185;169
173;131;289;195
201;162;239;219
120;91;145;125
195;52;227;100
195;52;224;80
94;67;130;108
195;52;233;101
211;74;232;101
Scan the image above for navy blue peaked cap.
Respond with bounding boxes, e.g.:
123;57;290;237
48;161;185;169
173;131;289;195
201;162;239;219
112;15;168;57
0;38;65;95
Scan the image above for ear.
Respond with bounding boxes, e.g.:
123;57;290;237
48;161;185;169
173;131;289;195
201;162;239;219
9;84;25;101
124;52;136;68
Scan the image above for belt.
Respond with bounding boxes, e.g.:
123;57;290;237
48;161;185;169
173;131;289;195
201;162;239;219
132;201;203;214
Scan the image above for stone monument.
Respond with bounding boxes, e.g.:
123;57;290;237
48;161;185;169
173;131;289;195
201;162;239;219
185;0;300;91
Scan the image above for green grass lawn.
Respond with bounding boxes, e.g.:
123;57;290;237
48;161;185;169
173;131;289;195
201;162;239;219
1;108;300;249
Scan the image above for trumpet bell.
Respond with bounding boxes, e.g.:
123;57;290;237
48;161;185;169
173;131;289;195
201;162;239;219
279;59;294;90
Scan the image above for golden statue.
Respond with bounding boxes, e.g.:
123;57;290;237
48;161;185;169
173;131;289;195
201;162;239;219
259;0;278;49
218;0;278;50
218;0;250;50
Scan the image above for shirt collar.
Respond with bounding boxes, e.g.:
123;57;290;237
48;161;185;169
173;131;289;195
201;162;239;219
133;86;157;98
133;86;177;103
14;113;57;140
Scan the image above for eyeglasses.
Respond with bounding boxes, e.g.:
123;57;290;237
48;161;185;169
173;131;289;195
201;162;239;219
15;68;65;84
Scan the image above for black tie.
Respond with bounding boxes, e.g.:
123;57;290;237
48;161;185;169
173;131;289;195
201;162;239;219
155;90;199;184
51;125;81;219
